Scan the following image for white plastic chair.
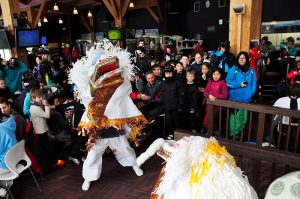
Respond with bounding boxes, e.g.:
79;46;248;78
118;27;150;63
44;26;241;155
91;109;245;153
0;140;41;198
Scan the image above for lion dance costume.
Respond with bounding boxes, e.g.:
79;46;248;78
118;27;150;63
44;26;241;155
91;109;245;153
69;39;148;191
136;136;258;199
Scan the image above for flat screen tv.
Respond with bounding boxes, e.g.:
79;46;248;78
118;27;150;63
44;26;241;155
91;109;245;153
16;29;40;48
41;36;47;45
0;30;11;49
107;29;122;40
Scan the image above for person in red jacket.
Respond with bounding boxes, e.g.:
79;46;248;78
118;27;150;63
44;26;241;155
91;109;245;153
202;67;228;134
194;39;204;54
249;46;260;80
287;61;300;84
71;46;80;62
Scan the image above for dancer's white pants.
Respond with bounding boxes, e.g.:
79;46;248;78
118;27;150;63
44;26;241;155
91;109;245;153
82;135;137;181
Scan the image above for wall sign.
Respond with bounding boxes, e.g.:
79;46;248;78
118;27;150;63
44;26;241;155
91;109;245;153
261;20;300;34
261;25;274;34
194;1;200;13
207;26;215;32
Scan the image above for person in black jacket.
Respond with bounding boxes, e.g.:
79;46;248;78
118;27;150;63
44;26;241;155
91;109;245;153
135;47;151;74
161;66;184;137
210;41;236;77
183;69;198;132
174;61;186;86
197;62;211;131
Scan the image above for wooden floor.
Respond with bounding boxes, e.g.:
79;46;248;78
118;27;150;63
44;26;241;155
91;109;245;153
10;135;292;199
12;153;163;199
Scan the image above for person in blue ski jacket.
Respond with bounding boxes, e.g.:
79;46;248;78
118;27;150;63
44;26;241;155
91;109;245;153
0;58;28;93
210;41;236;76
0;116;17;174
226;52;257;103
226;52;257;137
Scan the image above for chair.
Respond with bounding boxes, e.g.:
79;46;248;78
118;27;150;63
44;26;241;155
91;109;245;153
0;140;41;198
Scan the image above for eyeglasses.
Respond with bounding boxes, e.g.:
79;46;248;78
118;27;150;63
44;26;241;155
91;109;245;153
239;57;246;60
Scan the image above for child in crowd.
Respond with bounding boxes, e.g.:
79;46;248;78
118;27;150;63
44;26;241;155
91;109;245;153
152;64;163;82
29;88;61;173
32;55;42;80
202;67;228;134
150;59;157;67
198;63;211;132
161;66;184;137
165;47;175;62
0;77;14;102
133;72;144;92
183;70;198;132
174;62;186;85
202;51;210;63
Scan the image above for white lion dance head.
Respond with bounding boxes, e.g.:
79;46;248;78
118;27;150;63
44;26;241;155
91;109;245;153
69;39;148;150
143;136;259;199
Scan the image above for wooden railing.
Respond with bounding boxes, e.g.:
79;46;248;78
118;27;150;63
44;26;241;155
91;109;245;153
207;99;300;153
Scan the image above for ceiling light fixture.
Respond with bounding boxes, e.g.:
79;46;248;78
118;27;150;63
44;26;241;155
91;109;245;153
129;2;134;8
73;7;78;15
43;17;48;23
38;20;42;27
53;3;59;11
59;18;63;24
87;10;92;17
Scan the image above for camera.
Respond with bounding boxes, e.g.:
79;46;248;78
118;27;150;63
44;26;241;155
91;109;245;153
233;4;245;14
243;81;248;85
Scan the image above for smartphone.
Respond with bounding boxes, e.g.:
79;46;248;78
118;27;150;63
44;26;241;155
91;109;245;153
243;81;248;85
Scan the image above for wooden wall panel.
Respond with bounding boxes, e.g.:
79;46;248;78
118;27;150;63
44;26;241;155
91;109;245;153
250;0;263;40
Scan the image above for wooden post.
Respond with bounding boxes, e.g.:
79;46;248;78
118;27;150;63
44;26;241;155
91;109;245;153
207;100;214;137
229;0;263;55
256;112;265;146
1;0;29;64
1;0;17;57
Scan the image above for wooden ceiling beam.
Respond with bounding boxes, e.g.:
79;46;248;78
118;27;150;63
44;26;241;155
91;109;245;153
102;0;118;19
145;6;159;23
115;0;121;18
12;0;21;14
78;13;96;41
25;7;35;27
155;0;162;21
20;0;51;11
121;0;130;18
33;0;47;28
78;14;92;33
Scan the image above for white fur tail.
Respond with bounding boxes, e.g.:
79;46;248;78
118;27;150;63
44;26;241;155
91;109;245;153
136;138;165;167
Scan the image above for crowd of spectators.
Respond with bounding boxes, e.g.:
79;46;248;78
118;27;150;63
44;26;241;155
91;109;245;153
0;36;299;194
